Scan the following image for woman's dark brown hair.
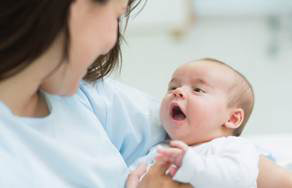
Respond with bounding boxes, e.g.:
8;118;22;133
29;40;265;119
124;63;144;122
0;0;142;81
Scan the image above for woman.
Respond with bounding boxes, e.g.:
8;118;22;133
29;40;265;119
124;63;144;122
0;0;291;187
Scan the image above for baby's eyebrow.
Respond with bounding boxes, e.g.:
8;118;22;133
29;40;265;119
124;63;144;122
191;78;213;88
169;78;179;84
168;80;179;87
194;78;207;85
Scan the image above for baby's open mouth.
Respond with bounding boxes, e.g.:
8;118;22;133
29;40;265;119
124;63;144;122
171;104;186;120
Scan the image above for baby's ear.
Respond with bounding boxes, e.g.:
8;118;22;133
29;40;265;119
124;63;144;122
224;108;244;129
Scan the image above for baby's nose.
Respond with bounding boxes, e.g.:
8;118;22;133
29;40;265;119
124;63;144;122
172;88;186;99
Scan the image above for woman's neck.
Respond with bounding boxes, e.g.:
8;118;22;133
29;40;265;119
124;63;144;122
0;75;49;117
0;33;64;117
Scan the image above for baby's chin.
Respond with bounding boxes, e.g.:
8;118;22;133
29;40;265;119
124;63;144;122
165;131;187;143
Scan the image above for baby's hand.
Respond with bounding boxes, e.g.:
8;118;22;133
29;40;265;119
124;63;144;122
156;140;189;177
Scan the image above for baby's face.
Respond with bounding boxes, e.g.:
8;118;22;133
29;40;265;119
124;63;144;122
160;61;235;145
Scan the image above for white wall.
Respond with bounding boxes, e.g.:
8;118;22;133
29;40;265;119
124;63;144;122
112;5;292;136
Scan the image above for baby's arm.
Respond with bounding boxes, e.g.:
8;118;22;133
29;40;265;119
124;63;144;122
157;138;259;188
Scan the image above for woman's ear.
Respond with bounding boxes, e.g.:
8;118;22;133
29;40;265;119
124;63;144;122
224;108;244;129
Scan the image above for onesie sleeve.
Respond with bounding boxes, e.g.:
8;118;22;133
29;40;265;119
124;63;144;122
173;137;259;188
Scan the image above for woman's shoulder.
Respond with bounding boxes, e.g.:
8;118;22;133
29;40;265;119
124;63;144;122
79;78;152;98
78;78;132;100
78;78;159;110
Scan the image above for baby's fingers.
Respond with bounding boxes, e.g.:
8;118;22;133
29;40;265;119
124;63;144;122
169;140;189;152
156;147;182;163
165;164;179;177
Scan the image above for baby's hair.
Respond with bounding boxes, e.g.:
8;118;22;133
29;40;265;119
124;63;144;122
199;58;255;136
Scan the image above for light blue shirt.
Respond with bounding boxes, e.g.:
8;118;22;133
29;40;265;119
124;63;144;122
0;79;166;188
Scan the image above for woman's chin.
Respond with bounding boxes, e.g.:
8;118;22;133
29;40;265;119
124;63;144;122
101;45;113;55
100;39;117;55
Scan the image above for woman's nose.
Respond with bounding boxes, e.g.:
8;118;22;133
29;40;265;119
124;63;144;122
172;88;186;99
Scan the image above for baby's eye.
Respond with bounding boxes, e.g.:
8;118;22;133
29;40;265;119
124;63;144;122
193;88;205;93
168;86;177;91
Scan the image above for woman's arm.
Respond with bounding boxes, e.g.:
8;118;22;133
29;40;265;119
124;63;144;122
130;155;292;188
128;162;192;188
257;156;292;188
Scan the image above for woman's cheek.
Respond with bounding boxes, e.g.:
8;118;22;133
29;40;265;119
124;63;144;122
103;21;119;54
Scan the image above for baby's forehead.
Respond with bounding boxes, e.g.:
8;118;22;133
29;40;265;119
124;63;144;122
171;61;239;90
173;60;235;80
177;60;225;71
189;60;228;69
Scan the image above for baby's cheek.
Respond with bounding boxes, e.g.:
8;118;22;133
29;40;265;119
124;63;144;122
159;100;168;122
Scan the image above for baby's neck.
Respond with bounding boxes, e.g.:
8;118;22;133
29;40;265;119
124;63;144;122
187;134;234;147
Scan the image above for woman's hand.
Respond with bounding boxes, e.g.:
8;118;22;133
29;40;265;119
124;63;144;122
127;163;147;188
257;156;292;188
136;161;192;188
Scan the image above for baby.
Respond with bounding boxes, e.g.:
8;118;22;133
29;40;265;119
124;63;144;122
129;58;259;188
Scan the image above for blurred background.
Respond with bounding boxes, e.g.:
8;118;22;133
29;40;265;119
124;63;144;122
113;0;292;136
